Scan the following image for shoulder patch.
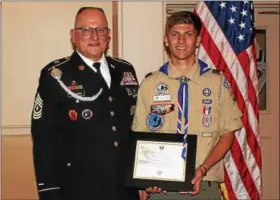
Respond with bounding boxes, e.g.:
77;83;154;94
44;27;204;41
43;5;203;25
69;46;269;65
47;56;71;71
212;69;221;75
145;72;153;78
109;56;132;66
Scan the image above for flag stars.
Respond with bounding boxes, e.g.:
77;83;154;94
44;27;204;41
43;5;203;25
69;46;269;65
219;2;226;9
244;0;249;4
230;5;237;12
239;22;246;29
228;17;235;24
241;10;248;16
237;34;245;41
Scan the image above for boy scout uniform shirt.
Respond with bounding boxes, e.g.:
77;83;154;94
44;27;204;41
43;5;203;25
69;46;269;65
132;59;243;182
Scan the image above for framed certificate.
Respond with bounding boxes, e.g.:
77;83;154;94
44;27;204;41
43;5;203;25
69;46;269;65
125;131;197;191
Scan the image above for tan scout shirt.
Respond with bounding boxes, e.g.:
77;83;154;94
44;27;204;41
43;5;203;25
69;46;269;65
132;60;243;182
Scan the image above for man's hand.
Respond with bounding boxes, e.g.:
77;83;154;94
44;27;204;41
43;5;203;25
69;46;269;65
139;190;150;200
146;186;162;194
179;166;206;195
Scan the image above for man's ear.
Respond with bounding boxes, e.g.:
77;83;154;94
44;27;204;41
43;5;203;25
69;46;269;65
164;36;169;46
70;29;75;44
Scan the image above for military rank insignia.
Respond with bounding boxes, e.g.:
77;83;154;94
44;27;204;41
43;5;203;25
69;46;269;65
32;93;43;120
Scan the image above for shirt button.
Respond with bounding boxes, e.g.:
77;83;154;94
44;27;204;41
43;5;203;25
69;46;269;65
110;111;115;116
112;126;117;131
66;162;71;167
108;96;113;102
114;141;119;147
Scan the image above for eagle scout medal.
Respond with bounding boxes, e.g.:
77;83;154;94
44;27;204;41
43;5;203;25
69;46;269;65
50;68;62;79
82;109;93;120
69;110;78;121
146;113;164;131
202;88;211;96
120;72;137;85
202;104;212;127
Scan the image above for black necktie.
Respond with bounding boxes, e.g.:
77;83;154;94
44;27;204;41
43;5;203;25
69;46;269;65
93;62;108;88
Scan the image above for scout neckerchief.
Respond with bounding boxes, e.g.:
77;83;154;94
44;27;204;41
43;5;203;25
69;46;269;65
159;59;211;159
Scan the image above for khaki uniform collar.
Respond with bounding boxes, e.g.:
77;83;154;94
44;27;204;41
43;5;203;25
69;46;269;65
167;59;200;83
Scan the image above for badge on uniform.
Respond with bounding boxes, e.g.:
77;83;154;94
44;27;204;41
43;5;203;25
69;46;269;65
202;88;211;96
32;93;43;120
78;65;85;71
126;88;137;98
150;104;174;115
130;105;136;115
82;109;93;120
146;113;164;131
223;79;231;90
120;72;138;85
67;81;85;98
201;102;213;127
69;110;78;121
155;83;169;95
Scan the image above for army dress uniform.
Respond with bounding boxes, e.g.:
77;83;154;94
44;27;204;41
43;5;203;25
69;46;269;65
31;51;139;200
132;59;243;200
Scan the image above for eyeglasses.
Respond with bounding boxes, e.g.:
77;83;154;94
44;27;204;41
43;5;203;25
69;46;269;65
75;27;110;37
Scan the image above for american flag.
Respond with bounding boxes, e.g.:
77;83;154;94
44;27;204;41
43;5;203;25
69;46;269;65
194;1;262;199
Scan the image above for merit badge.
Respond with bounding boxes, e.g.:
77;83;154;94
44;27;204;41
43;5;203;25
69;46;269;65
202;88;211;96
78;65;85;71
201;115;213;127
146;113;164;131
50;68;62;79
82;109;93;120
32;93;43;120
120;72;138;85
155;83;169;95
69;110;78;121
130;105;136;115
150;104;174;115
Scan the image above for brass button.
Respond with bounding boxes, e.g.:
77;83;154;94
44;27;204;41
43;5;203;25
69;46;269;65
66;162;71;167
110;111;115;116
114;141;119;147
108;96;113;102
112;126;117;131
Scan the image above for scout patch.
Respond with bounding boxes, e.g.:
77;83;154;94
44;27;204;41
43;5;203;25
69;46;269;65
155;83;169;95
150;104;174;115
201;132;213;137
69;110;78;121
146;113;164;131
32;93;43;120
202;88;211;96
82;109;93;120
130;105;136;115
120;72;137;85
202;99;212;105
153;95;171;103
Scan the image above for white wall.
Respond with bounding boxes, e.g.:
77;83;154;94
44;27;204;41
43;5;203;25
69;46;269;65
119;2;165;82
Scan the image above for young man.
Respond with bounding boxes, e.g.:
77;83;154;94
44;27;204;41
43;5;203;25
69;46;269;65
31;7;139;200
132;11;243;199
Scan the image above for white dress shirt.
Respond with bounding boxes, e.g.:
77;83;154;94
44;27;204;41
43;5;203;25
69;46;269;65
76;50;111;88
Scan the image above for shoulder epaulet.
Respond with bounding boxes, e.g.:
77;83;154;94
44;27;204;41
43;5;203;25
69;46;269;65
145;72;153;78
109;56;133;66
47;56;70;71
212;69;221;75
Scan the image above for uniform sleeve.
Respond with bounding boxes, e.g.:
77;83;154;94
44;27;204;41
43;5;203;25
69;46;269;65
31;69;61;200
218;77;243;135
131;79;150;131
